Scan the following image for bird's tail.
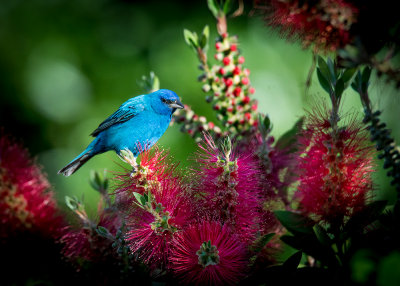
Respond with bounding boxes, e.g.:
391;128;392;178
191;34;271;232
58;148;93;177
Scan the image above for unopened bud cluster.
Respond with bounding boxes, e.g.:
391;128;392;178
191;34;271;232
203;33;259;134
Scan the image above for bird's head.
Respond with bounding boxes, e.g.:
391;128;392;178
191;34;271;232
150;89;184;115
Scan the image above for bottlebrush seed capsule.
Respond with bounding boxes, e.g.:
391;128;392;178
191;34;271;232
227;106;234;112
244;113;251;120
215;42;222;51
241;77;249;85
243;68;250;76
208;122;215;129
222;32;228;38
219;68;225;75
238;56;245;64
230;44;237;51
249;87;255;94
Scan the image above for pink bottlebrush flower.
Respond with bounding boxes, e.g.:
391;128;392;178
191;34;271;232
0;132;64;238
60;209;121;265
170;221;248;286
115;148;192;269
256;0;358;51
295;107;374;226
191;134;262;242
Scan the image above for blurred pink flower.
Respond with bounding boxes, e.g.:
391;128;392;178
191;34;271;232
0;132;64;238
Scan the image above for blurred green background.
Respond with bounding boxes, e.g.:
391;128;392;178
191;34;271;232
1;0;399;215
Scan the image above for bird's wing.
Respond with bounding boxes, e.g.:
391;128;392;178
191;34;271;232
90;96;146;137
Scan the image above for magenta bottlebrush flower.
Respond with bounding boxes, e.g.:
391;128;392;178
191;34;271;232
115;147;192;268
191;134;262;242
0;132;64;238
295;107;374;225
60;210;121;264
170;221;248;286
256;0;358;51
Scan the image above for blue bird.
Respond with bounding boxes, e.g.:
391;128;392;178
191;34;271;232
58;89;183;176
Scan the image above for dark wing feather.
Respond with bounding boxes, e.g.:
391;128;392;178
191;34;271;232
90;97;145;137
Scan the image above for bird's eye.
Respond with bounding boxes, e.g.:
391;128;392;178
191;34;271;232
161;98;172;104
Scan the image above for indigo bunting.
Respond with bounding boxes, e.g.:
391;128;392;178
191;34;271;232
58;89;183;176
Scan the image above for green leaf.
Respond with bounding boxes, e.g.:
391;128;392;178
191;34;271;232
263;115;271;131
200;25;209;50
283;251;303;270
317;68;331;94
207;0;220;18
326;57;336;82
335;78;345;99
274;210;314;234
275;117;304;151
133;192;146;206
344;200;387;236
361;66;372;93
341;67;357;84
96;226;110;237
253;233;275;253
313;224;332;246
223;0;233;14
65;196;80;211
183;29;198;48
318;56;332;84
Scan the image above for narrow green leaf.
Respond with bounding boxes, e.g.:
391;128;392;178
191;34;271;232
263;115;271;131
361;66;372;93
326;57;336;82
133;192;146;206
317;68;331;94
96;226;110;237
207;0;220;18
341;68;357;83
183;29;198;48
313;225;332;246
65;196;79;211
335;78;345;99
318;56;332;84
344;200;387;236
274;210;314;234
283;251;303;270
253;233;275;252
351;70;362;93
275;117;304;151
223;0;233;14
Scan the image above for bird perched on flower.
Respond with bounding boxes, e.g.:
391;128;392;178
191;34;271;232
58;89;183;176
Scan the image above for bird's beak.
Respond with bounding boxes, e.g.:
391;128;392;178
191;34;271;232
169;99;184;109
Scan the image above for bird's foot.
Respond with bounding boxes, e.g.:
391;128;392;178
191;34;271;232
118;149;139;175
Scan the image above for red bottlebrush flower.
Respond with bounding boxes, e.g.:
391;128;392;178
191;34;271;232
223;57;231;66
60;209;121;265
230;44;237;51
208;122;215;129
295;107;374;226
215;42;222;51
170;221;248;286
244;113;252;121
257;0;358;51
191;135;262;242
0;132;64;238
241;77;249;85
238;56;245;64
115;148;192;268
219;67;225;75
